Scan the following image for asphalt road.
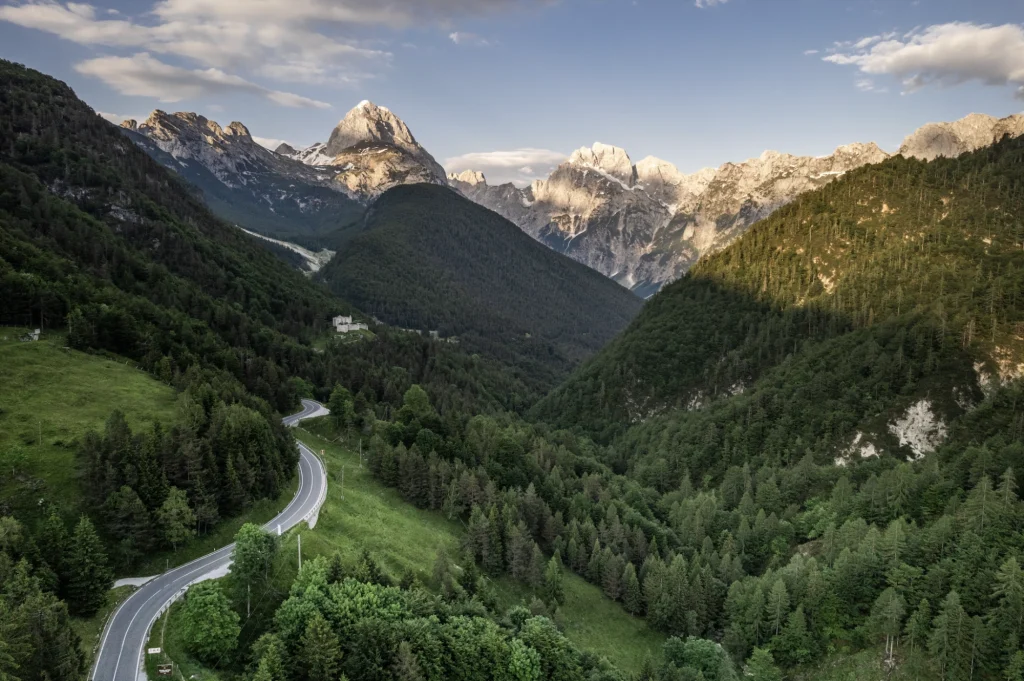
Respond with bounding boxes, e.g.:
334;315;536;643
92;399;329;681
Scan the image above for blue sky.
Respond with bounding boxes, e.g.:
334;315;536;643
1;0;1021;185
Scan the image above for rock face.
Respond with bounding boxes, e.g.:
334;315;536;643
452;112;1024;296
451;142;888;296
898;113;1024;161
294;101;448;197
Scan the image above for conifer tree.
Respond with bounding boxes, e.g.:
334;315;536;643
157;486;196;551
544;553;565;606
623;562;643;615
302;612;341;681
527;543;545;588
905;598;932;653
393;641;424;681
64;516;113;616
930;591;971;681
765;579;790;637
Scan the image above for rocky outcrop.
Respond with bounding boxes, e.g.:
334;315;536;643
898;113;1024;161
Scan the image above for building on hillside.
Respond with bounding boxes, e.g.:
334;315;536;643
333;315;368;334
20;329;40;342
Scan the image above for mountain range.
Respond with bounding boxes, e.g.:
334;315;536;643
451;112;1024;296
120;101;447;243
121;99;1024;298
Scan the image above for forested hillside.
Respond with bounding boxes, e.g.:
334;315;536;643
318;184;643;386
536;138;1024;451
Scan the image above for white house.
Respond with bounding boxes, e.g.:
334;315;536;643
333;315;368;334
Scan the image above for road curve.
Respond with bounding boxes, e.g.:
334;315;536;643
92;399;329;681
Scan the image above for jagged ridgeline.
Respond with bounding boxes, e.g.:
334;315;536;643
317;183;644;385
534;138;1024;479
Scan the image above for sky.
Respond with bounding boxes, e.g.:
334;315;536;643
1;0;1022;186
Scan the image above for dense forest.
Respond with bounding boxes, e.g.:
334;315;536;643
318;183;643;385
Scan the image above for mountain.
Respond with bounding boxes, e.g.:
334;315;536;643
534;135;1024;467
122;101;446;241
317;183;644;386
451;113;1024;296
451;141;888;297
119;111;363;241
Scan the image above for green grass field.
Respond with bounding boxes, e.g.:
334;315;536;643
0;329;178;519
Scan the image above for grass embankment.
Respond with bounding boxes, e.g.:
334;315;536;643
0;329;178;518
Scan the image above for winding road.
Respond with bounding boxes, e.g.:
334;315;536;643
92;399;329;681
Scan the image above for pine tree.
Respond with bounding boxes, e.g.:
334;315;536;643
393;641;424;681
508;637;541;681
623;562;643;615
774;605;813;667
302;612;341;681
587;539;604;584
905;599;932;653
484;505;504;575
527;543;544;588
869;588;907;662
990;557;1024;657
543;553;565;606
157;486;196;551
251;634;286;681
103;485;152;568
930;591;972;681
745;647;782;681
602;550;625;601
765;578;790;637
1005;651;1024;681
64;516;113;616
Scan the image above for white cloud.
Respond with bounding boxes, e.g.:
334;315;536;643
824;22;1024;99
0;0;390;89
75;53;331;107
0;0;555;104
449;31;490;46
803;49;819;56
445;148;566;186
253;136;288;150
97;111;142;124
694;0;727;7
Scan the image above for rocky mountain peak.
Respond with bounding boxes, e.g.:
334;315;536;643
225;121;251;139
275;142;298;156
568;143;637;186
325;100;420;156
448;170;487;185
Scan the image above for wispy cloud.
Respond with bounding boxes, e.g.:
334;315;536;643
445;148;567;186
449;31;490;46
803;49;819;56
694;0;727;8
75;53;331;107
824;22;1024;99
0;0;555;104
